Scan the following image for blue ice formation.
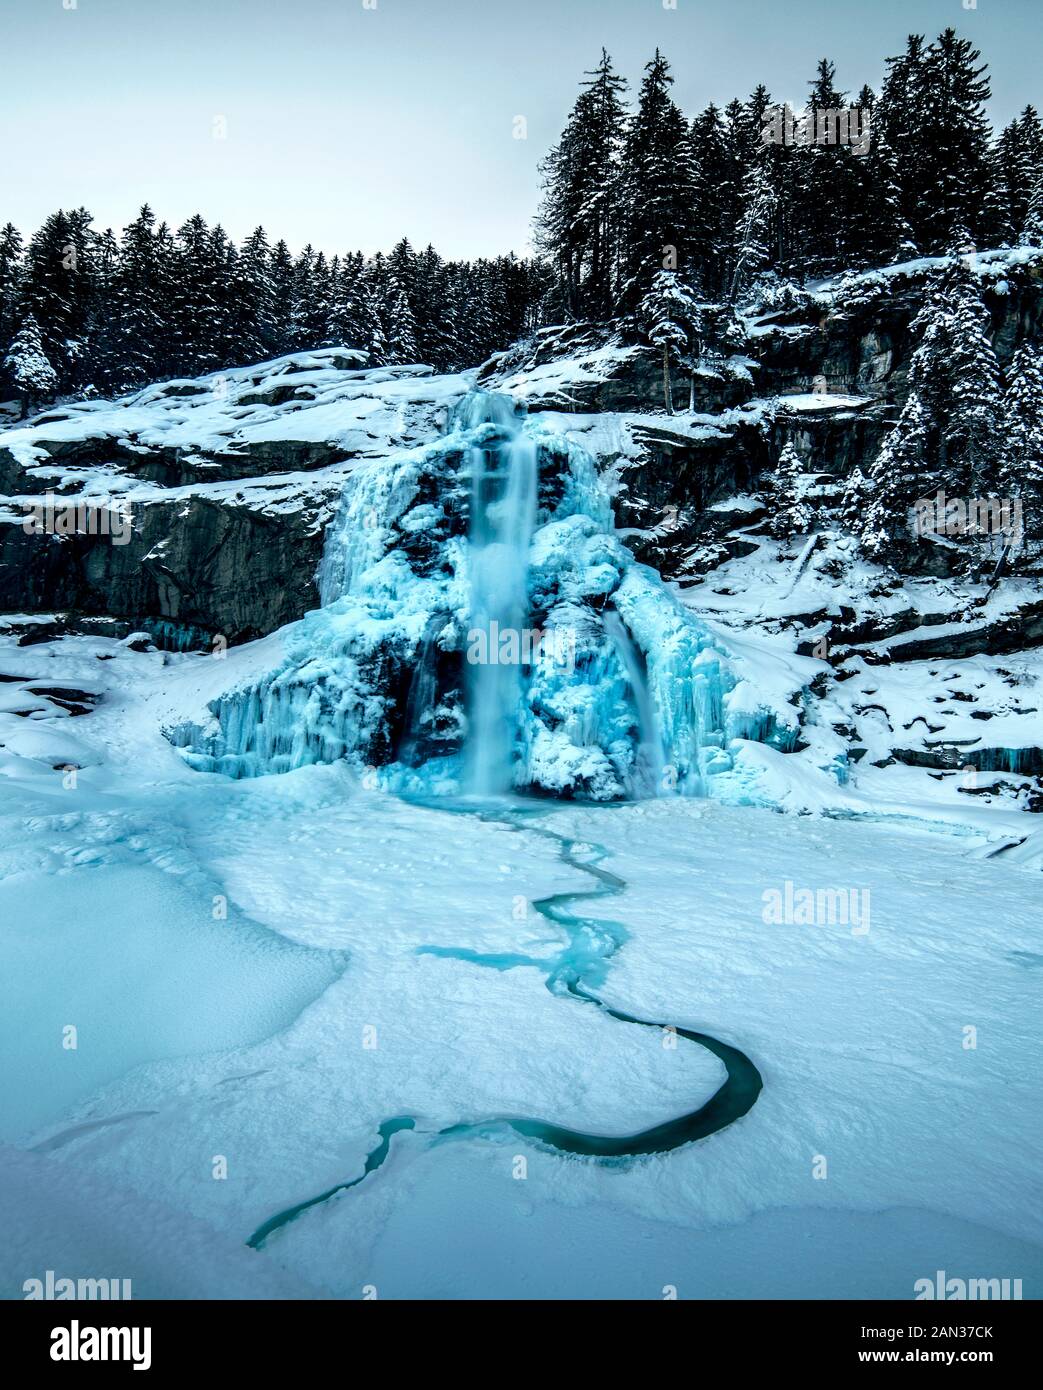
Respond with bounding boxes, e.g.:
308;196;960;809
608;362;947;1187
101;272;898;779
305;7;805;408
172;390;790;801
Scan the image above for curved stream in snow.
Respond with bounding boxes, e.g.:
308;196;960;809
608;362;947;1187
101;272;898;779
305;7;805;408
247;798;762;1251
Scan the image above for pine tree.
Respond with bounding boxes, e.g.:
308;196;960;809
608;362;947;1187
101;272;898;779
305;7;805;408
150;220;177;378
205;225;239;371
729;159;775;302
768;442;813;536
268;240;296;356
324;255;359;349
362;273;387;365
839;83;910;267
385;240;420;363
86;225;120;392
1020;175;1043;248
873;35;930;257
169;214;224;375
787;59;861;276
859;393;932;556
1000;344;1043;527
0;223;24;352
387;287;420;364
690;103;741;299
859;234;1003;556
287;245;317;350
111;205;166;388
387;238;418;311
20;210;84;390
938;234;1003;494
412;243;445;363
231;226;276;363
916;30;994;251
3;315;58;414
638;269;700;412
305;250;334;346
999;106;1043;238
326;252;377;354
980;141;1015;249
839;464;869;534
618;50;695;313
535;49;628;319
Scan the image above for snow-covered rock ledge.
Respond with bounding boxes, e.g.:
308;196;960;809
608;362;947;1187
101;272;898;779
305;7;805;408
0;352;473;642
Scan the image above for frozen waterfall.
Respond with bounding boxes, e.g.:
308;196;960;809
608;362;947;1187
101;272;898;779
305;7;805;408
173;385;760;801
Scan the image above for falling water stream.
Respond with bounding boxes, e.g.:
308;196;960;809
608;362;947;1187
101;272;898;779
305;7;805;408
464;397;538;794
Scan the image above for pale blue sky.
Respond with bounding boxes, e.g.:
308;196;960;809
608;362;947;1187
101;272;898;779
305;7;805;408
2;0;1040;258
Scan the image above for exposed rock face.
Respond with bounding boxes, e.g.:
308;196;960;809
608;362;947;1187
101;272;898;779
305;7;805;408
0;488;333;644
0;352;471;645
484;250;1043;588
1;254;1041;649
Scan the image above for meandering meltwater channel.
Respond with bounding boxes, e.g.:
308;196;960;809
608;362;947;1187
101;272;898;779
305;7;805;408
247;797;763;1251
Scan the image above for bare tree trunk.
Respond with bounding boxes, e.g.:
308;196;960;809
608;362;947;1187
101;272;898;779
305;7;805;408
662;345;672;414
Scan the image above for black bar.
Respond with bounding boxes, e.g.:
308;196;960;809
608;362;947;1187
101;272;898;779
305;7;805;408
1;1298;1036;1373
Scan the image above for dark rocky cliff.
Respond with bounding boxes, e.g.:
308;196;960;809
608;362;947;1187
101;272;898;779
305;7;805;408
1;255;1040;647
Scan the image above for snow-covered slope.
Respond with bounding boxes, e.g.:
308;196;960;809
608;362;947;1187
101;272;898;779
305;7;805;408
2;331;1041;1300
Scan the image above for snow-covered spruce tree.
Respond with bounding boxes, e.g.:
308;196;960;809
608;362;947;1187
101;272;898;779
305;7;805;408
411;243;446;363
767;441;813;538
689;102;743;301
728;158;775;303
838;464;869;534
230;226;277;366
86;226;121;393
363;278;387;366
268;239;296;357
387;287;420;365
936;234;1003;497
285;245;313;351
384;241;421;364
19;209;95;393
1020;175;1043;249
845;82;890;267
617;50;695;314
110;205;168;388
1000;343;1043;534
168;214;226;377
981;142;1016;249
859;234;1002;558
859;394;933;557
998;106;1043;241
915;30;996;253
202;225;238;373
324;254;366;352
869;34;929;259
3;315;58;415
0;222;24;355
787;59;862;277
535;49;628;320
387;238;418;307
288;248;333;350
637;269;700;413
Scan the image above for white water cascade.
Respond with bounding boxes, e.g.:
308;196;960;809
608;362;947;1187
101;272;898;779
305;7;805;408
461;394;538;795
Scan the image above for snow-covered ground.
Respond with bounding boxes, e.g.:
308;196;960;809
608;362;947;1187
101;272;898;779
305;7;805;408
1;621;1040;1299
2;351;1041;1300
